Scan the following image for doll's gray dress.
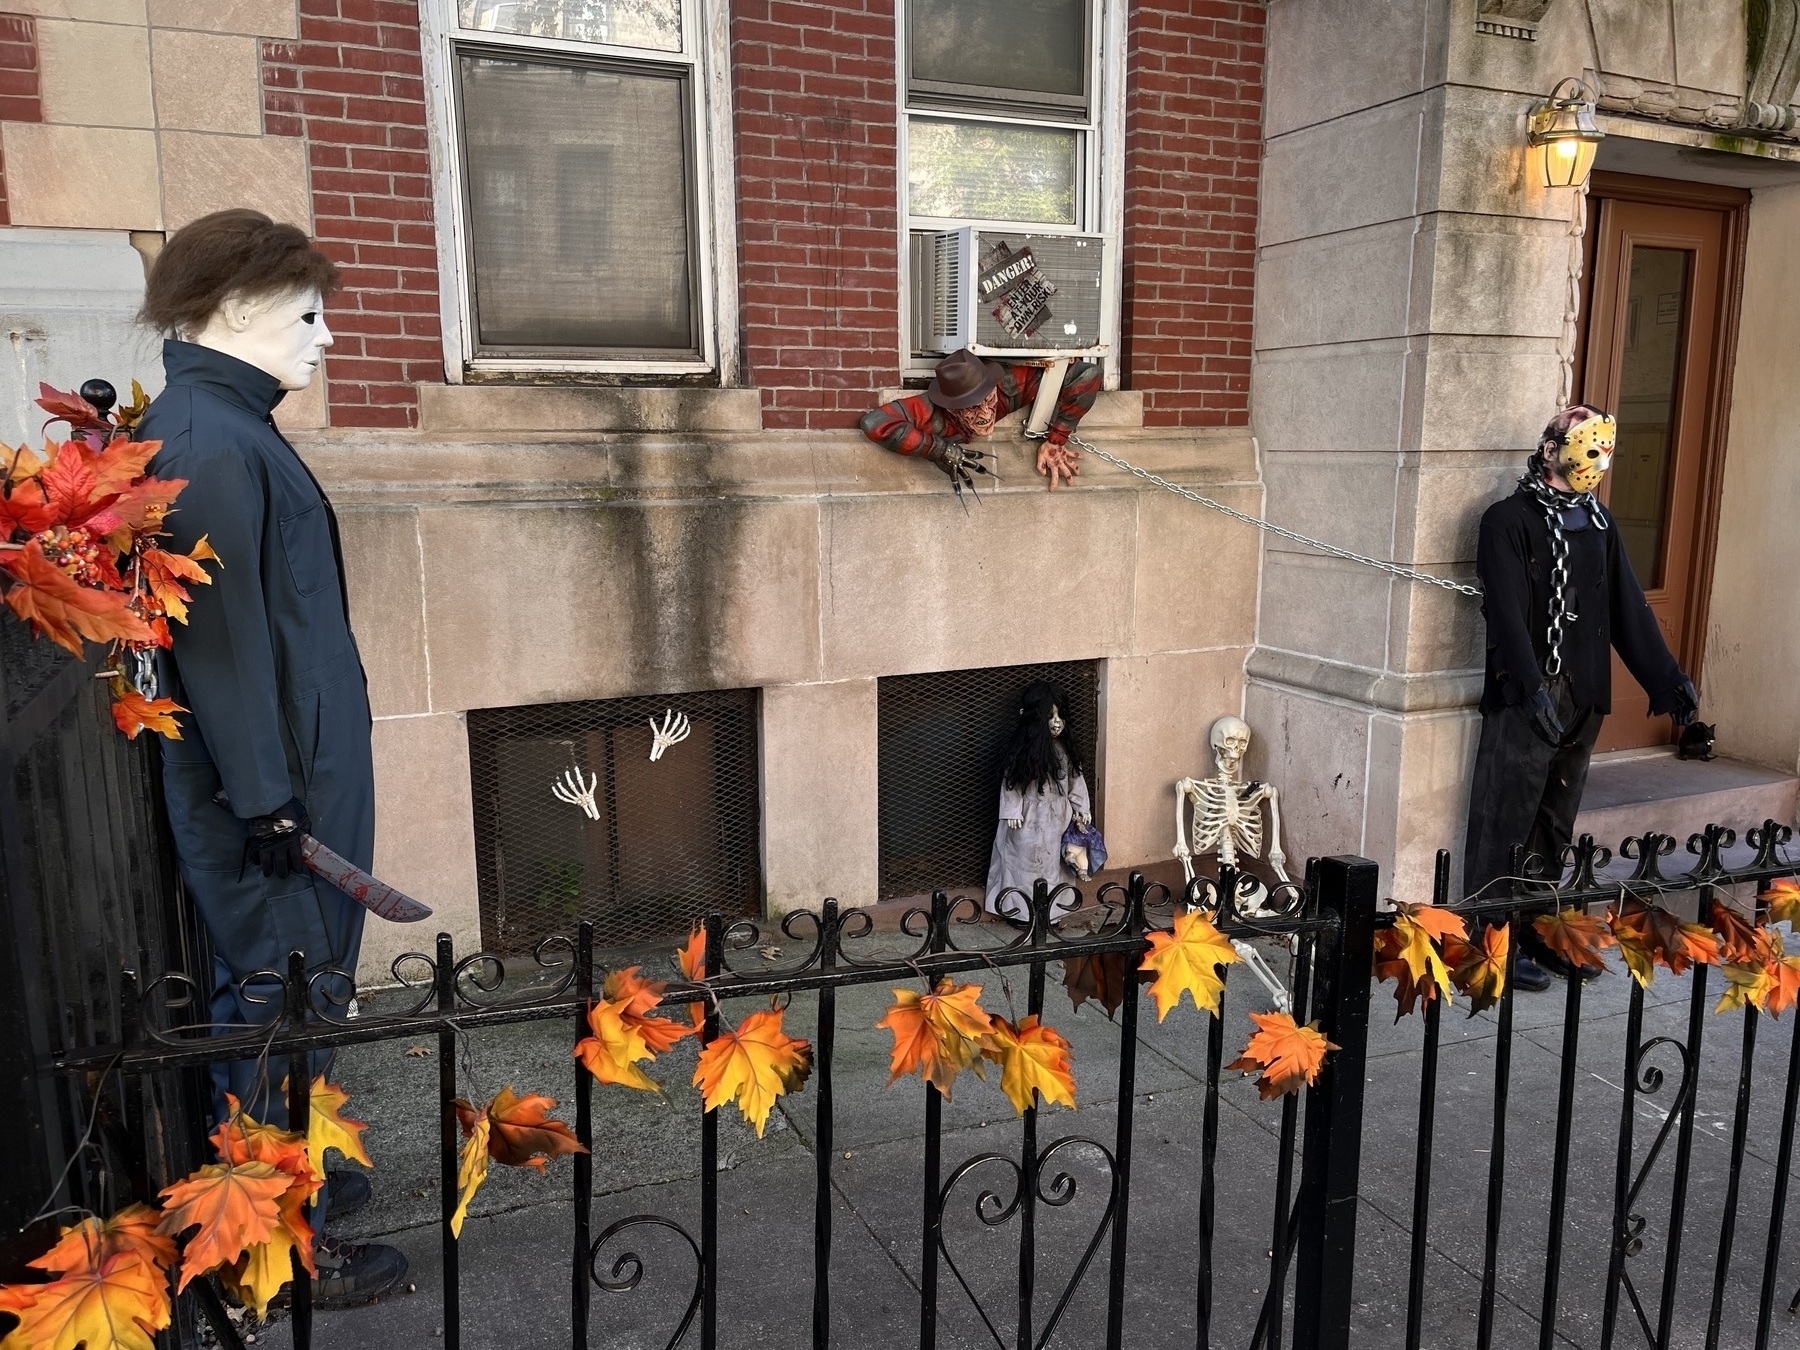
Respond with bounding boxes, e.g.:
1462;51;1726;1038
984;749;1092;915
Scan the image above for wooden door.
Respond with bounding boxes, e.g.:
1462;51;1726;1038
1580;180;1742;752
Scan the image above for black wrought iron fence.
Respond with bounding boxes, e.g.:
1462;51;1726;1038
25;818;1800;1350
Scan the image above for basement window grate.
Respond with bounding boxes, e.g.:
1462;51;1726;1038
877;660;1100;902
467;689;762;955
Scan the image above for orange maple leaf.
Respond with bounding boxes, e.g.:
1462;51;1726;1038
156;1161;291;1290
0;475;53;535
877;979;997;1100
1709;899;1763;964
1444;922;1509;1015
138;539;217;625
1765;936;1800;1019
692;1006;813;1136
28;1204;176;1290
575;999;660;1093
1607;899;1720;988
3;1250;170;1350
2;541;155;657
1061;952;1148;1018
455;1087;586;1172
1374;926;1436;1019
1228;1011;1338;1099
37;440;111;529
1533;906;1616;972
102;476;185;540
603;965;695;1055
89;437;159;495
676;924;707;1029
112;689;186;740
984;1014;1076;1116
1139;908;1238;1020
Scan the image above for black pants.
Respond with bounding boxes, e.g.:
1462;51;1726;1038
1462;679;1602;902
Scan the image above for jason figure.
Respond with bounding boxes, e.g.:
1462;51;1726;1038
1464;405;1699;990
137;209;406;1304
859;348;1102;495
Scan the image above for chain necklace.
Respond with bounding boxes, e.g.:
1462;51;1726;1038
1519;469;1606;677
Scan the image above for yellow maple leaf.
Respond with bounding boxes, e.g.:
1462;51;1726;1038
1228;1011;1338;1099
1139;909;1239;1021
692;1006;813;1137
5;1251;169;1350
1444;922;1509;1015
305;1076;371;1173
1391;904;1464;1003
876;979;997;1100
574;998;659;1093
1762;877;1800;928
449;1110;491;1239
985;1015;1076;1116
1717;960;1774;1015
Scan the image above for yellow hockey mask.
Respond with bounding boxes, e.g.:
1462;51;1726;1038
1556;413;1616;492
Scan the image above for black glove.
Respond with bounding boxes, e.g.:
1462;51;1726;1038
1527;687;1567;747
243;797;311;880
1667;677;1700;727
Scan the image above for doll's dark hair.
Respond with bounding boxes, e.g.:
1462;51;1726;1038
1532;404;1608;475
140;209;340;336
1001;681;1081;793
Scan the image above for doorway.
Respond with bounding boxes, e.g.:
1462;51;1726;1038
1579;174;1746;752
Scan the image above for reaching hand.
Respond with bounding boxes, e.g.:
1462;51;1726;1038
1527;688;1567;747
1668;677;1700;727
1035;439;1081;490
243;797;311;880
926;436;991;504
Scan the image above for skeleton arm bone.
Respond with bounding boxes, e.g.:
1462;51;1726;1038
1231;939;1292;1014
1262;784;1290;882
1173;778;1196;882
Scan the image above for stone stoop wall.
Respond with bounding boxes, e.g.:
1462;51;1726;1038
290;426;1263;982
0;11;42;225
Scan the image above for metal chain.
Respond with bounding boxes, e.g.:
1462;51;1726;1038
1530;476;1574;677
1067;433;1484;597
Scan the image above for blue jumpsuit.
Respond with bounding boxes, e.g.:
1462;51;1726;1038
140;340;373;1124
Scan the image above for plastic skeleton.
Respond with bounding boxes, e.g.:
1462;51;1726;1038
1173;714;1293;1013
552;765;600;821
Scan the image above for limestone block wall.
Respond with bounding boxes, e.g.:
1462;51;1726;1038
293;422;1261;981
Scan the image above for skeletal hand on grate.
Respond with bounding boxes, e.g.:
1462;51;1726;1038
649;709;691;762
551;766;600;820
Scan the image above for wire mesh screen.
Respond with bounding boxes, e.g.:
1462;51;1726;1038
467;689;762;954
877;660;1099;900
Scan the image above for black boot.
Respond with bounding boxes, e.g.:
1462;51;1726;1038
312;1234;408;1309
324;1170;371;1224
1512;954;1554;992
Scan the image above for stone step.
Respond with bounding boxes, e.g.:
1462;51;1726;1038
1574;748;1799;855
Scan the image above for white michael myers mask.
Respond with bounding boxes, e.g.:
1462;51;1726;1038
193;287;333;390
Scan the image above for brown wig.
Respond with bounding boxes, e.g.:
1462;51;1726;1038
1532;403;1607;476
140;209;340;336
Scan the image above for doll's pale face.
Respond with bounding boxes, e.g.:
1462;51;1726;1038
193;287;334;390
1048;706;1064;738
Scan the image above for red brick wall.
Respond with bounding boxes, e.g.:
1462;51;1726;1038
1122;1;1264;427
732;0;901;430
0;12;43;228
263;0;441;428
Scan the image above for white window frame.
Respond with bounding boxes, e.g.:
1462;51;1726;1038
420;0;740;381
896;0;1125;388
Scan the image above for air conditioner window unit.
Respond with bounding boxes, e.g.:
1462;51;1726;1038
915;227;1107;359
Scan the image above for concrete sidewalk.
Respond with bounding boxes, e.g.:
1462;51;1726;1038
239;939;1800;1349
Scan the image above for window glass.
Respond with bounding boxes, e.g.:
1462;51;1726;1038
458;53;695;354
909;0;1087;112
907;117;1077;224
458;0;682;53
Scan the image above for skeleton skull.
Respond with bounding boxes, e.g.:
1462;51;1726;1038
1209;715;1251;776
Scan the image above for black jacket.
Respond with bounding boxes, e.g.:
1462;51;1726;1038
1476;487;1684;716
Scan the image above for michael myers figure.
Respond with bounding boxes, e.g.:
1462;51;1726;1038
1463;405;1699;987
138;210;405;1301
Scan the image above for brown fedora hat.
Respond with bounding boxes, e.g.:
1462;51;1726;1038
926;348;999;410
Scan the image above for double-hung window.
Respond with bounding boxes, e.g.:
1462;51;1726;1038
425;1;729;375
901;0;1119;369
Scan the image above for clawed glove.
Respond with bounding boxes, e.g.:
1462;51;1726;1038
925;436;991;500
1527;687;1567;747
243;797;311;880
1668;677;1700;727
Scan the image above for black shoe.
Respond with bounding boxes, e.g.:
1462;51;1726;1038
325;1170;371;1224
1522;939;1605;984
1512;955;1554;992
312;1234;408;1309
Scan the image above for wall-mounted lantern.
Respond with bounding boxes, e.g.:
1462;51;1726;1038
1528;77;1605;188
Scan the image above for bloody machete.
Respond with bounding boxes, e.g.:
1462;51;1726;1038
299;835;432;923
